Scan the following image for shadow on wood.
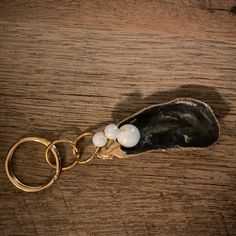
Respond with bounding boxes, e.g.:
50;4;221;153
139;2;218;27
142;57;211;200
112;85;230;125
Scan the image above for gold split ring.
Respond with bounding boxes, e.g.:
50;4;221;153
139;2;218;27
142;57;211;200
5;137;61;192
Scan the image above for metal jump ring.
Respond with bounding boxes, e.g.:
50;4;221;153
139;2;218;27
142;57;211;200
74;131;98;164
5;137;61;192
45;139;80;171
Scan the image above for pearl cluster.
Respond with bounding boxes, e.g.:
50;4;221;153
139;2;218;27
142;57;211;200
92;124;140;148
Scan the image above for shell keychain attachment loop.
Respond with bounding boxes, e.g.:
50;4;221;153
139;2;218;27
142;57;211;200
5;98;220;192
74;131;99;164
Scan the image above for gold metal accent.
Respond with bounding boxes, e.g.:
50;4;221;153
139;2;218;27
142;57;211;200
97;139;126;160
5;137;61;193
45;139;80;171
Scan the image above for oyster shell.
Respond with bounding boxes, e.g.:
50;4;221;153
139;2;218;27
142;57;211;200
118;98;220;155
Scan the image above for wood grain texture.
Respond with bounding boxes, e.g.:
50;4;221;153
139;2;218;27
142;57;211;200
0;1;236;235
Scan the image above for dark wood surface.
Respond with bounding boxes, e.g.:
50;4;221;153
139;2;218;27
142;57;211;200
0;1;236;235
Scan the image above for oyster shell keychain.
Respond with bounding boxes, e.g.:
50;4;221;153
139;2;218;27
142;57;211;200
5;98;220;192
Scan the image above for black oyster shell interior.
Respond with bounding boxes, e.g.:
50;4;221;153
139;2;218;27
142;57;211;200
118;98;220;155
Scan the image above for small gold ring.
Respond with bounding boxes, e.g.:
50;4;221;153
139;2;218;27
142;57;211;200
74;132;98;164
5;137;61;192
45;139;80;171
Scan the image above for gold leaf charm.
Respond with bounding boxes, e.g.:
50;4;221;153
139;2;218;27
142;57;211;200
96;139;126;160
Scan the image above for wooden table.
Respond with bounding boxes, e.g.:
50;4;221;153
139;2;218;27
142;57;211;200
0;1;235;235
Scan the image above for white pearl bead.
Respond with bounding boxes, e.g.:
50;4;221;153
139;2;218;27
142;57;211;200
104;124;119;140
92;132;107;147
117;124;140;148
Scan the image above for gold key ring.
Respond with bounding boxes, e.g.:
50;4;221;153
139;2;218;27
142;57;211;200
5;137;61;192
45;139;80;171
